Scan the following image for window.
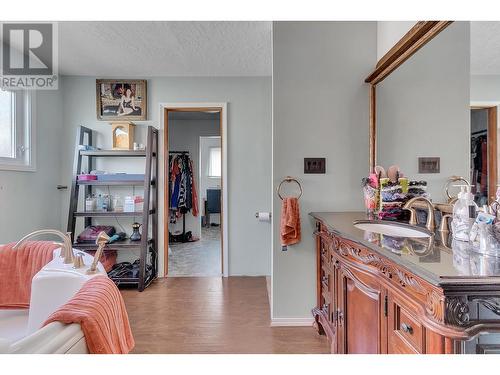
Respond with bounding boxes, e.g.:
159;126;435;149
208;147;221;178
0;90;35;171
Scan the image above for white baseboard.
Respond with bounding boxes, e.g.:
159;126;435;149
270;317;314;327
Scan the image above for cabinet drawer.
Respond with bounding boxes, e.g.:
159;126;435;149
389;302;424;353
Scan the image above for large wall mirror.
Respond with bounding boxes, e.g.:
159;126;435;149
366;21;500;205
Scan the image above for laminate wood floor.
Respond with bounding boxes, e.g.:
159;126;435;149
121;276;330;354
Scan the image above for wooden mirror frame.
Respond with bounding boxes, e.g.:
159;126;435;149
364;21;453;172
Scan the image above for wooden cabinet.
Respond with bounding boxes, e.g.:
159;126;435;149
387;292;424;354
337;265;387;353
311;219;500;355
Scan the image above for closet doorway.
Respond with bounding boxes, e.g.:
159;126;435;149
470;105;498;205
162;104;227;277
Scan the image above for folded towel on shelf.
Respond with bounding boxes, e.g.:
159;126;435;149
0;241;58;309
43;275;135;354
280;197;301;246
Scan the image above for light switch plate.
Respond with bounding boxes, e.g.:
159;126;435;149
304;158;326;174
418;157;440;173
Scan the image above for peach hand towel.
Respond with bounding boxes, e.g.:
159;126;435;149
280;197;301;246
0;241;57;309
44;275;135;354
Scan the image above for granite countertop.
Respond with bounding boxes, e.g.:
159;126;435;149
310;212;500;288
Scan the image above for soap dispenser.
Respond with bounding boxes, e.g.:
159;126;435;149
452;185;478;242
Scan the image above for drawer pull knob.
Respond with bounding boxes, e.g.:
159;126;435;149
401;323;413;334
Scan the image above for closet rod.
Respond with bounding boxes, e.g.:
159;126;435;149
169;150;189;154
472;130;487;136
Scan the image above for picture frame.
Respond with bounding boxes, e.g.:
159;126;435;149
96;79;147;121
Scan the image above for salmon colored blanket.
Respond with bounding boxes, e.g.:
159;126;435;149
44;275;135;354
280;197;301;246
0;241;58;309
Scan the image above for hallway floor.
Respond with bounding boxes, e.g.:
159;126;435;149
121;277;330;354
168;226;221;276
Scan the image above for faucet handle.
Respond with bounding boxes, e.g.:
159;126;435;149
73;253;85;269
87;231;109;275
404;207;418;226
439;214;452;233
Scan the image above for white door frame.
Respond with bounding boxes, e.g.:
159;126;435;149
159;102;228;277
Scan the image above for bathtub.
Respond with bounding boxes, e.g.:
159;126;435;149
0;247;106;354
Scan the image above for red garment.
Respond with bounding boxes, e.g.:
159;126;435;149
190;159;199;217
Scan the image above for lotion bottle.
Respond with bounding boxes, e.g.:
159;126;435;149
452;185;478;242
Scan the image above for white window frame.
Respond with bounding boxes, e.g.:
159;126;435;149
208;146;221;178
0;91;36;172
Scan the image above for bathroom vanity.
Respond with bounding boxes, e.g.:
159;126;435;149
311;212;500;354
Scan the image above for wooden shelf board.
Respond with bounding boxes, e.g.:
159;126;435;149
74;210;154;217
77;180;145;186
74;238;152;250
80;149;146;157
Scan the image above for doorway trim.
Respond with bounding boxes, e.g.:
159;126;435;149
471;102;499;203
160;102;228;277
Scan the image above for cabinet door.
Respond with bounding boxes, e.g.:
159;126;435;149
329;260;339;353
336;266;387;354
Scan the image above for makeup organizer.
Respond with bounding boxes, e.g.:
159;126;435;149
362;167;428;221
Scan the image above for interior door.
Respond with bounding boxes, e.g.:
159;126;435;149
337;266;387;354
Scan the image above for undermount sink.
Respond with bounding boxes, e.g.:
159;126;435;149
353;220;432;238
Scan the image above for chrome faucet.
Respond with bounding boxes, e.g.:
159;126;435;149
13;229;76;265
403;197;435;232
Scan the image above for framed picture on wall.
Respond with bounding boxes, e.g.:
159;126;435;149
96;79;147;121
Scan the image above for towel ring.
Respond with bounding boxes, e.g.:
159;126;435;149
277;176;303;200
444;176;470;202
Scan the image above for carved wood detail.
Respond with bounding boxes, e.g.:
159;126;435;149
331;234;428;295
328;232;451;326
445;296;470;327
338;263;381;300
425;290;445;323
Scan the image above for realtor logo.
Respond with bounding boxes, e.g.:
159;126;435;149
1;22;58;89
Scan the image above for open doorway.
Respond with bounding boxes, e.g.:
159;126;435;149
164;107;224;277
470;106;498;205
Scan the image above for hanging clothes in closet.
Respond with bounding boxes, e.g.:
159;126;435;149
471;132;488;205
169;152;198;221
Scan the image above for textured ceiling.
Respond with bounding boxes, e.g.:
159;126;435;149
58;21;272;76
471;21;500;75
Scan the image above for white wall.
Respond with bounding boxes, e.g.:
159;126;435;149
199;136;222;225
272;22;377;320
168;118;220;238
377;21;416;60
471;75;500;100
58;76;272;276
0;90;64;243
377;22;470;202
471;75;500;187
